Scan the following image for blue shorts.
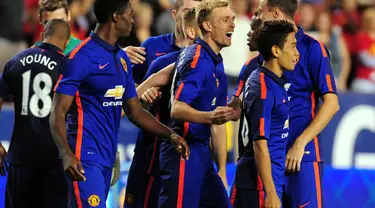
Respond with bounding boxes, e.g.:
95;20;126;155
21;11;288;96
159;141;230;208
66;162;112;208
230;155;283;208
283;162;324;208
124;132;161;208
5;162;68;208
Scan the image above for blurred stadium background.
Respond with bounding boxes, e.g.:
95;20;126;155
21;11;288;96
1;0;375;207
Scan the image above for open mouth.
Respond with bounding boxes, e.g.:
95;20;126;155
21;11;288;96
226;32;233;38
292;58;299;65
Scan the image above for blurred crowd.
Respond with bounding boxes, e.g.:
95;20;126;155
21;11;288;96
1;0;375;93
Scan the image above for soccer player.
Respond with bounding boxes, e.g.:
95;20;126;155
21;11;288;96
35;0;81;54
231;20;299;208
50;0;190;207
159;0;236;207
0;19;71;208
124;8;201;208
125;0;201;83
233;0;340;207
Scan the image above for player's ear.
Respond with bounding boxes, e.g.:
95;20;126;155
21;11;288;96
186;27;195;40
67;10;72;22
272;7;280;19
112;12;120;23
172;9;177;21
203;21;211;33
271;45;280;58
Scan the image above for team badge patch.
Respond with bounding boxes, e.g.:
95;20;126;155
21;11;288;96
120;58;128;73
126;193;135;204
88;194;100;207
216;78;220;87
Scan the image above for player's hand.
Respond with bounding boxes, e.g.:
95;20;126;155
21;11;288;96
285;142;305;172
210;106;236;125
264;191;281;208
0;144;7;176
141;87;161;104
227;97;241;121
169;133;190;160
218;170;228;190
62;152;86;181
111;151;121;186
124;46;146;64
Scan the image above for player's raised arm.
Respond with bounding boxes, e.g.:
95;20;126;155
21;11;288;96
124;97;190;160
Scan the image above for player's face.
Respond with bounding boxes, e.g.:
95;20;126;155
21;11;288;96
209;6;235;48
116;2;134;37
277;33;299;71
40;8;70;26
247;14;262;51
256;0;275;22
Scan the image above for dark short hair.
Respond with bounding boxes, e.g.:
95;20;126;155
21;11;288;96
253;20;295;61
93;0;130;24
39;0;69;20
42;19;71;41
267;0;298;19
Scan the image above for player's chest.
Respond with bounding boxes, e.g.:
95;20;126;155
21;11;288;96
83;55;130;95
272;87;289;121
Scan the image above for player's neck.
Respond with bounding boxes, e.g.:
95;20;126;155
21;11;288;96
262;60;283;78
42;38;64;51
174;30;186;48
94;24;118;46
202;35;221;55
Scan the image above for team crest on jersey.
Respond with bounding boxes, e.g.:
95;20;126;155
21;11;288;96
120;58;128;73
88;194;100;207
105;85;125;100
284;83;291;91
126;193;135;204
216;78;220;87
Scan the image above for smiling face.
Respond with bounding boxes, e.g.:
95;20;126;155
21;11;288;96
208;6;236;48
276;32;299;71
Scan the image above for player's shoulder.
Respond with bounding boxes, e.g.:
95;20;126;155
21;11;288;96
176;44;211;70
301;32;329;57
142;33;171;47
66;37;95;60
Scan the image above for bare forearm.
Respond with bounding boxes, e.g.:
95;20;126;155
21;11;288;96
295;94;339;146
254;140;276;194
128;107;173;139
211;124;227;172
171;101;212;124
50;109;72;156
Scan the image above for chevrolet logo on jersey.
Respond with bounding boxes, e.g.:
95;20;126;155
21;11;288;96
105;85;125;100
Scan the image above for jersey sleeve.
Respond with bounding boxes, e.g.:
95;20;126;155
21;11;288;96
246;81;274;140
123;56;138;100
143;56;168;81
132;39;152;84
174;58;209;105
233;56;259;97
217;72;228;107
0;61;15;99
308;41;337;97
54;56;91;96
0;66;10;98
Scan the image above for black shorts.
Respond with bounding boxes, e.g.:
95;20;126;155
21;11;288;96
5;163;68;208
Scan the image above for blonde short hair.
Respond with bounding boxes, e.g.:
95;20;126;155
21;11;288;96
196;0;229;34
